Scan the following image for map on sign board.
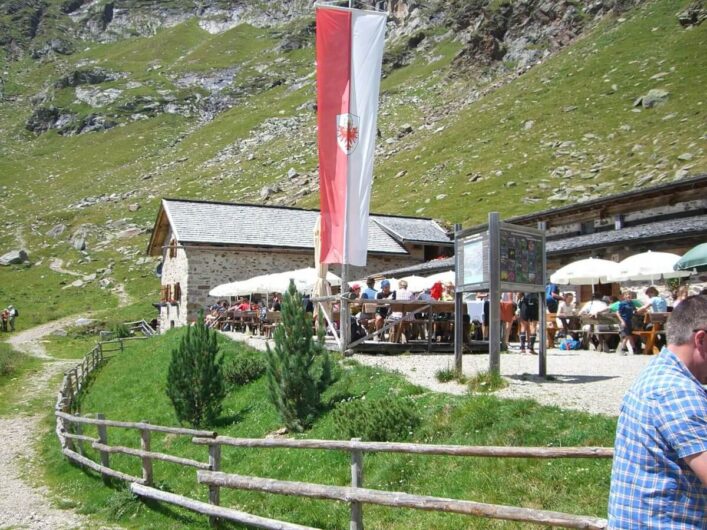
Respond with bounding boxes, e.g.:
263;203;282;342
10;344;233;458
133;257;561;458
462;234;485;285
499;229;543;286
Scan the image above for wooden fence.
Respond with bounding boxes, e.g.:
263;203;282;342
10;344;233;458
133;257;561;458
54;339;612;529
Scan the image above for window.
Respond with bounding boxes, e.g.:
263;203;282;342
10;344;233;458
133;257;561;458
168;239;177;259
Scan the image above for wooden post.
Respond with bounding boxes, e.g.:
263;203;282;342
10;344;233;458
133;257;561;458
350;439;363;530
452;224;463;374
208;443;221;527
140;422;153;486
96;413;110;483
341;264;350;356
488;213;501;375
75;420;84;456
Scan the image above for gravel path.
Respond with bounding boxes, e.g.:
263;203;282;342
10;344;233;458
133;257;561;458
1;316;97;529
354;349;652;417
223;332;652;417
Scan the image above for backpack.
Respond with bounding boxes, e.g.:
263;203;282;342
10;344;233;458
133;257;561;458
560;338;582;350
12;308;18;317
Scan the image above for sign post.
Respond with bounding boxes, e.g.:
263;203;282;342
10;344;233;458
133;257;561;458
455;213;546;376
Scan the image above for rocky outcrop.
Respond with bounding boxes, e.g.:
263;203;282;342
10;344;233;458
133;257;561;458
0;250;29;266
55;68;121;89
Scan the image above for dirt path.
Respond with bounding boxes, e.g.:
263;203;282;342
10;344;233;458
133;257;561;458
49;258;132;306
1;316;97;529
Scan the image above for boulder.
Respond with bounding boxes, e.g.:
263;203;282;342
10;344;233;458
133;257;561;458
116;228;142;239
47;224;67;238
0;250;28;265
75;318;96;327
634;89;669;109
71;237;86;251
128;203;140;212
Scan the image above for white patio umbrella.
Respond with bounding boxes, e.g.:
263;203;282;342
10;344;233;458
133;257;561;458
550;258;622;285
607;251;692;282
209;276;265;297
426;270;455;285
399;275;429;293
269;267;341;294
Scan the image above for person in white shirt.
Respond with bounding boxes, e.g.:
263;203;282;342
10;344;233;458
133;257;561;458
556;292;577;333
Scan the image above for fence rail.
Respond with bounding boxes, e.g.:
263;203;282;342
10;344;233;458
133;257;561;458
197;471;607;530
54;338;611;529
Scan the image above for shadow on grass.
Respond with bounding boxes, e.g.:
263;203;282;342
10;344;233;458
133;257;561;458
212;405;252;428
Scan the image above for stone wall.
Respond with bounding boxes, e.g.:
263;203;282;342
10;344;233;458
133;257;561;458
168;245;419;326
158;229;190;330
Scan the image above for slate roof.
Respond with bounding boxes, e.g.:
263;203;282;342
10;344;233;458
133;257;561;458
156;199;449;254
507;173;707;225
377;257;455;278
546;214;707;254
371;215;451;245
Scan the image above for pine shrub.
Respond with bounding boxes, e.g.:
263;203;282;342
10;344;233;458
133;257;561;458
166;312;225;427
264;280;333;432
334;396;421;442
224;349;266;387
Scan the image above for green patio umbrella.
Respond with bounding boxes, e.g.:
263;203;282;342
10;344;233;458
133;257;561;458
674;242;707;273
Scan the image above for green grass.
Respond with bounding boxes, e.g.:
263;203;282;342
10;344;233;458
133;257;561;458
468;370;509;393
0;342;44;416
40;331;616;528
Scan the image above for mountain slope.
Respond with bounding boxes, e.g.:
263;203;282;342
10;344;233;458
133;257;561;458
0;0;704;326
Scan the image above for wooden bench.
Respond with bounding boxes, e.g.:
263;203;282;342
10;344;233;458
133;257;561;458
580;315;620;352
633;312;669;355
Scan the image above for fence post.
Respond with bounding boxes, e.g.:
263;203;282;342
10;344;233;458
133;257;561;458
75;417;84;456
140;422;153;486
208;443;221;527
350;438;363;530
96;413;110;483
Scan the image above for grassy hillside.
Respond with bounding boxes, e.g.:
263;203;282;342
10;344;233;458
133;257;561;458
0;0;704;329
40;331;616;528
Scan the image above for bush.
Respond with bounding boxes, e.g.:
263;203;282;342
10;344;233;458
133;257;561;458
166;313;226;427
334;396;421;442
112;322;131;338
264;280;333;432
224;349;266;387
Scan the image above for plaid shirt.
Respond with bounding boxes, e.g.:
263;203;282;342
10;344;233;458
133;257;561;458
608;348;707;529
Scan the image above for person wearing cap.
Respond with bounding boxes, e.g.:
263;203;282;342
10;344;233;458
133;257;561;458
375;279;396;339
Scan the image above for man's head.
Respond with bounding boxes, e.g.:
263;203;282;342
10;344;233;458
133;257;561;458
564;293;574;303
622;290;633;301
666;295;707;381
398;280;408;290
366;277;375;288
380;279;390;293
645;286;659;298
351;284;361;295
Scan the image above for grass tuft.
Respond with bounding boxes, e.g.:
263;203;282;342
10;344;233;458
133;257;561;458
467;370;509;393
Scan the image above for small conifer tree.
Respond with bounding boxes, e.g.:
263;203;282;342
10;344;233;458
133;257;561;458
265;280;333;432
166;312;225;427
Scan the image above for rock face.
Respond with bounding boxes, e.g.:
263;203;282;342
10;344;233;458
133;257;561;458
0;250;28;266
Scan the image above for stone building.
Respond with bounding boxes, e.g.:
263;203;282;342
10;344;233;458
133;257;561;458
147;199;452;330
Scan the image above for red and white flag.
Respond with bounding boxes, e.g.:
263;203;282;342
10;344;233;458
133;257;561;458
316;4;386;266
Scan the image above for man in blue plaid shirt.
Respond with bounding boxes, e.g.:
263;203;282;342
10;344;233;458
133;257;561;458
608;294;707;528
